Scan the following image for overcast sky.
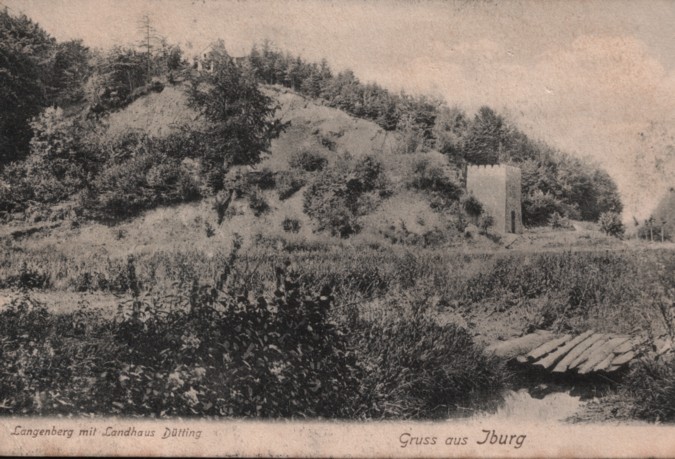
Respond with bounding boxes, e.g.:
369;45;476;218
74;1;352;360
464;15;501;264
4;0;674;220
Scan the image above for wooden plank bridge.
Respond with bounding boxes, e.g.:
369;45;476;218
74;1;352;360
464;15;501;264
486;330;641;375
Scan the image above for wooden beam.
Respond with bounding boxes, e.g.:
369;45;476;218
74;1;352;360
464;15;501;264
534;330;595;369
552;333;606;373
610;350;635;366
525;334;572;361
612;340;634;355
578;336;631;374
567;334;611;371
485;331;556;359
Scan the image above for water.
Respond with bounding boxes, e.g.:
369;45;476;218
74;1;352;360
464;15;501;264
474;389;584;422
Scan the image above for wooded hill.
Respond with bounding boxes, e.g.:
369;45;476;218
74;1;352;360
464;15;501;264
0;9;623;239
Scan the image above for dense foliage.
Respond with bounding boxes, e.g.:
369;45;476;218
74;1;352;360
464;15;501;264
406;157;463;211
0;9;90;163
187;42;283;172
0;259;504;418
621;357;675;422
352;316;504;418
1;7;623;230
245;41;624;225
81;133;203;220
2;240;674;420
303;154;390;237
0;14;282;221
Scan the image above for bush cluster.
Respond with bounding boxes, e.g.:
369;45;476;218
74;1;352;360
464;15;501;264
351;315;505;419
0;264;359;417
81;133;203;220
379;222;447;248
406;158;462;211
522;190;573;227
621;357;675;422
288;149;327;172
282;217;301;233
276;170;306;200
0;261;503;419
303;155;390;237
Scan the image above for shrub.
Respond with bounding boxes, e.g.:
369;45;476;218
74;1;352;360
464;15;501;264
599;211;625;238
379;222;446;248
620;357;675;422
276;170;306;200
549;211;572;230
252;167;277;190
0;164;35;213
84;139;201;220
523;190;571;227
248;188;270;216
282;217;301;233
478;213;494;235
0;295;51;340
461;194;483;220
205;222;215;238
213;189;235;224
0;108;98;210
407;158;462;210
303;154;389;237
350;316;506;419
289;149;328;172
308;200;361;238
0;263;50;290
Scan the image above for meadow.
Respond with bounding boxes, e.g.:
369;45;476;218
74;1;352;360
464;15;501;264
1;236;673;421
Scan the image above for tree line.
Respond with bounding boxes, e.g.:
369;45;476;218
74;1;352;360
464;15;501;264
244;41;623;224
0;9;623;227
0;11;279;219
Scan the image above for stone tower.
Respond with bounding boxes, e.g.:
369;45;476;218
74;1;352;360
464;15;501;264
466;164;523;234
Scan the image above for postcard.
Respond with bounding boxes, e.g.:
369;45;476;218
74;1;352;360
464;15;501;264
0;0;674;456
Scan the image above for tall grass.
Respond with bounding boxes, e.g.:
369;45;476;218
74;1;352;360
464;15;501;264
0;261;505;418
2;242;672;336
2;240;673;420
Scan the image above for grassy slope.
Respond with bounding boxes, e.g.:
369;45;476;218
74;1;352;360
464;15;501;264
8;82;631;254
2;83;485;252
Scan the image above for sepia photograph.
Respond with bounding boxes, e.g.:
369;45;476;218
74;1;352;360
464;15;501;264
0;0;674;456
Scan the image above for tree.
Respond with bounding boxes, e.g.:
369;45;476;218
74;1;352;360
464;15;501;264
137;14;160;83
44;40;91;106
478;213;494;235
592;169;623;215
90;46;147;110
433;105;469;162
0;8;55;163
599;211;625;238
187;42;283;181
463;106;508;165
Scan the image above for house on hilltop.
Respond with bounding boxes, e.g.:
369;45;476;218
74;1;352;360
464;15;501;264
466;164;523;234
193;43;247;72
